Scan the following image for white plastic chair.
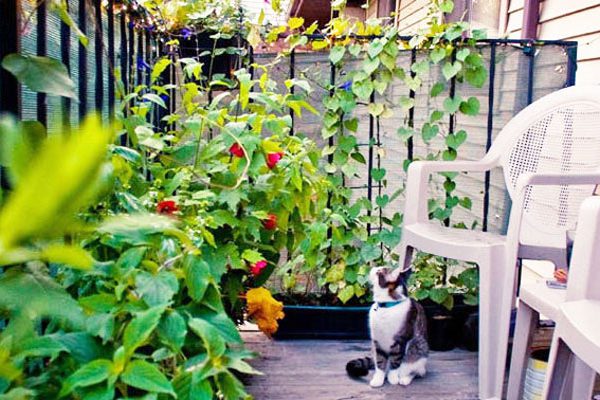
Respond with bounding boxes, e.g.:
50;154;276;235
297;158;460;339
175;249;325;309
507;196;600;400
540;197;600;399
543;300;600;400
397;86;600;400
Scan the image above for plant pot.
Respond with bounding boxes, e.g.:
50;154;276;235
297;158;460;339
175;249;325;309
274;305;370;340
420;295;479;351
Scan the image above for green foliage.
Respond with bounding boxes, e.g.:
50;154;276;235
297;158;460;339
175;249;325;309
1;54;78;99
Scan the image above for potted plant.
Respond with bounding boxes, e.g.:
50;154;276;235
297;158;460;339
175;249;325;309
408;252;479;351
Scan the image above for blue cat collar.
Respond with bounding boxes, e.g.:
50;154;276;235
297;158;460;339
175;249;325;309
376;299;406;308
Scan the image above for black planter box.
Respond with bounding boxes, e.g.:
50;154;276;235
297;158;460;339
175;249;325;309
273;297;480;352
274;305;371;340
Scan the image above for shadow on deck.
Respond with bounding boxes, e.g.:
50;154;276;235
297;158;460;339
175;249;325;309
242;331;479;400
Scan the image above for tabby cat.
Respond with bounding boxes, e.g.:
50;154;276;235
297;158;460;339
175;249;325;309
346;267;429;387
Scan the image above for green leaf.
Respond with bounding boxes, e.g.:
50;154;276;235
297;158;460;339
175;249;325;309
459;96;480;116
411;60;430;76
2;54;77;99
184;256;212;301
459;197;473;210
87;313;115;343
445;130;467;150
188;318;226;357
399;95;415;111
367;40;384;58
442;61;461;81
440;0;454;13
173;371;213;400
397;127;415;141
430;48;446;64
430;82;445;97
368;103;385;116
135;271;179;307
151;58;172;83
376;194;390;208
351;79;373;100
338;285;354;303
121;360;175;396
158;311;187;351
443;96;462;114
371;168;386;182
48;0;88;46
329;46;346;64
421;123;439;143
41;243;94;270
363;57;380;75
60;359;113;397
216;372;247;400
0;269;85;327
142;93;167;109
241;249;263;263
361;243;382;262
456;48;470;62
124;306;165;356
0;116;111;251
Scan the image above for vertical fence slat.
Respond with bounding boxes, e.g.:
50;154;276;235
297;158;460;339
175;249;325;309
37;1;48;126
78;0;88;119
407;48;416;161
60;4;71;127
107;0;115;119
289;49;295;135
482;42;496;232
94;0;104;112
526;43;535;105
367;91;375;234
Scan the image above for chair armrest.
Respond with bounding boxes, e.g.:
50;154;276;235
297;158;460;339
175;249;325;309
515;172;600;193
404;160;495;225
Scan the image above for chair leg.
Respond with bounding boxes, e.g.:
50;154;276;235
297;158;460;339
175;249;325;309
544;336;572;400
566;358;595;400
478;251;514;400
506;302;538;400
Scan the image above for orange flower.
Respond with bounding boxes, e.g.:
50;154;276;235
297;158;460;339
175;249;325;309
246;287;285;337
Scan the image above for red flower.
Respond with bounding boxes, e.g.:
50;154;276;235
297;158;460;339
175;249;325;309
229;143;245;158
156;200;179;215
262;214;277;230
266;152;283;169
250;260;268;277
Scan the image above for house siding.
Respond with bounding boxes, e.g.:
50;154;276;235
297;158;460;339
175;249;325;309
505;0;600;85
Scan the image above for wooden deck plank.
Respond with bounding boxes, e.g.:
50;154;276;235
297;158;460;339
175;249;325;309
242;332;479;400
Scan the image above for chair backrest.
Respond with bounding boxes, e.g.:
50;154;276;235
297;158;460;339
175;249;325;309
487;86;600;251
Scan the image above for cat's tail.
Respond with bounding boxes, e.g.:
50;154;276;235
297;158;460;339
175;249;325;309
345;357;374;377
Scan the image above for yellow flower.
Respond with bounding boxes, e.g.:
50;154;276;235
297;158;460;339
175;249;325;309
246;287;285;337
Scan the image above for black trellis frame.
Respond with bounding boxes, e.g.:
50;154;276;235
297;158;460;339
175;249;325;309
287;36;578;235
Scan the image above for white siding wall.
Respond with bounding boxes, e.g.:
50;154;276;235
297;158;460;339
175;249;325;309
505;0;600;85
395;0;432;33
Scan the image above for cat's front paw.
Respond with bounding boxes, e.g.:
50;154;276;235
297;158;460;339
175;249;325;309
398;374;414;386
387;370;400;385
369;371;385;388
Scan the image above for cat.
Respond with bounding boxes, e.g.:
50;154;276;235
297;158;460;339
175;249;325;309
346;266;429;387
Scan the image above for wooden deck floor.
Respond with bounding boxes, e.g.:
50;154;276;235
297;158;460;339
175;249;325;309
242;331;479;400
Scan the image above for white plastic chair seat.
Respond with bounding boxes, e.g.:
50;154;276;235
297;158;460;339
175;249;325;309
403;222;506;262
556;300;600;372
519;280;566;320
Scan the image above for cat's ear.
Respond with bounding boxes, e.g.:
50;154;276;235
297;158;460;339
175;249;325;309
395;267;412;283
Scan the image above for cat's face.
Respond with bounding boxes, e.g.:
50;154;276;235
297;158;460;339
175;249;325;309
369;267;409;302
